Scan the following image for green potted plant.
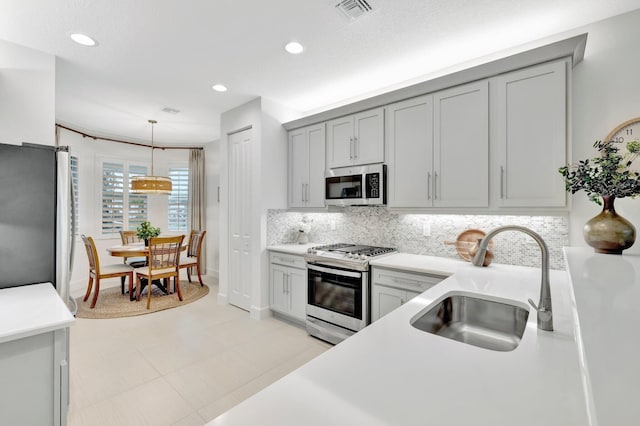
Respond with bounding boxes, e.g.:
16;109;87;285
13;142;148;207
559;140;640;254
136;221;161;246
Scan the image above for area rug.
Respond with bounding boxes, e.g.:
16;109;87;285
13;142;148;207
75;280;209;319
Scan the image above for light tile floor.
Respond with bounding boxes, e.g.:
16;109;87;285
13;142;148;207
68;279;331;426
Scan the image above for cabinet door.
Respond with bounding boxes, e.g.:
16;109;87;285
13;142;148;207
493;60;567;207
288;267;308;321
306;123;326;207
371;285;407;321
386;95;434;207
326;115;354;168
288;128;308;207
354;107;384;165
434;81;489;207
270;264;288;314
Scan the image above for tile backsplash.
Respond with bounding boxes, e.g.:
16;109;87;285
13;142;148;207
267;207;569;270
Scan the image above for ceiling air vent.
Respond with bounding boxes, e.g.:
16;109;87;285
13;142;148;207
335;0;374;21
162;107;180;115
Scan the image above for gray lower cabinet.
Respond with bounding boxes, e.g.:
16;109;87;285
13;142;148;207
0;327;69;426
269;252;307;323
371;267;446;321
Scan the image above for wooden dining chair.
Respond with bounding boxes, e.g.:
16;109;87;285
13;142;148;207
81;234;134;309
118;229;147;294
119;230;141;245
179;229;206;286
134;235;185;309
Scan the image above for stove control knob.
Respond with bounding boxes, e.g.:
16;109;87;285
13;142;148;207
361;254;368;260
347;252;354;258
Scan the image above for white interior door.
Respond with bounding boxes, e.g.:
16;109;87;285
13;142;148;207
228;129;252;311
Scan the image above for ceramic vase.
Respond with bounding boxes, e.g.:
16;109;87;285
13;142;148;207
298;232;309;244
583;195;636;254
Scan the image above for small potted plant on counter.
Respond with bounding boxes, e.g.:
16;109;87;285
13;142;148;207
136;221;161;246
559;140;640;254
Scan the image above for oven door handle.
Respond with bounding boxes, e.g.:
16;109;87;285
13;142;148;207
307;263;363;279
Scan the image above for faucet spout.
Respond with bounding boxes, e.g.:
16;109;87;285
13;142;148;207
471;225;553;331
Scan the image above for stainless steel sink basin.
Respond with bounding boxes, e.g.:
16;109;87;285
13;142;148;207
411;294;529;352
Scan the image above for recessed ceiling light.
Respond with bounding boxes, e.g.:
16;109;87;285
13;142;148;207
70;33;97;46
212;84;227;92
285;41;304;55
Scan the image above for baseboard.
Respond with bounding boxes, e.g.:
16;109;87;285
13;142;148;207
250;305;273;320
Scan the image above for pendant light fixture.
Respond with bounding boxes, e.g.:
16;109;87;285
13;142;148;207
131;119;172;194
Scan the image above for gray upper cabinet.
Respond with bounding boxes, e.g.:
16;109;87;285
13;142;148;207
386;80;489;208
288;123;326;208
326;107;384;168
287;57;570;212
386;95;434;208
491;59;567;208
433;80;489;207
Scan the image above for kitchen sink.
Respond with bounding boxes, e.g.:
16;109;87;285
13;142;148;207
410;294;529;352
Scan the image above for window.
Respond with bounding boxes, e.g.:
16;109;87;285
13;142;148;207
70;156;79;236
128;165;148;231
101;161;148;235
168;167;189;231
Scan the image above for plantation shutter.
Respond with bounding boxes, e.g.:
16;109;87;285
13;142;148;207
128;165;148;230
102;162;124;234
168;167;189;231
70;156;79;236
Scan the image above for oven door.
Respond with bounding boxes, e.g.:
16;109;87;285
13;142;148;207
306;263;368;332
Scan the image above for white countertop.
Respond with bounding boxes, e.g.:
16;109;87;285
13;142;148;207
564;247;640;426
267;243;317;255
0;282;75;344
211;253;590;425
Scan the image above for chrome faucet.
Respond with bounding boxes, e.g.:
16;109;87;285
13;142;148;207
471;225;553;331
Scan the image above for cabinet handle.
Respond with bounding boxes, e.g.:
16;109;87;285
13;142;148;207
305;183;309;203
349;137;354;160
354;136;358;159
392;277;418;286
500;166;505;199
427;172;431;200
434;171;438;200
301;183;305;202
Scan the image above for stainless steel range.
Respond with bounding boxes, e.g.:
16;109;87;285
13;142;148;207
304;243;397;344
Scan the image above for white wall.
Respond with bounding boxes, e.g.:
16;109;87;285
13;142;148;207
218;97;297;318
0;39;55;146
57;128;190;296
205;140;220;278
570;9;640;253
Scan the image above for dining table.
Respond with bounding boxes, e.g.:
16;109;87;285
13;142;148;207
107;242;187;298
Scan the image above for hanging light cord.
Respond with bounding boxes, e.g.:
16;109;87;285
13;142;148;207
149;119;156;175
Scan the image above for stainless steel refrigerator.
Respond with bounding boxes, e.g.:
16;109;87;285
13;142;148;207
0;142;75;312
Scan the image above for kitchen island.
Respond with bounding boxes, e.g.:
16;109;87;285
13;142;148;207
0;283;75;426
211;247;611;425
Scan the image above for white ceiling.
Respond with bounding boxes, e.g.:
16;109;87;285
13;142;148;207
1;0;639;146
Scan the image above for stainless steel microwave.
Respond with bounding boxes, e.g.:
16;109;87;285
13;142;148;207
325;164;386;206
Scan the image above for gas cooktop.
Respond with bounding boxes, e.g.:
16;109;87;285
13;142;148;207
304;243;397;271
